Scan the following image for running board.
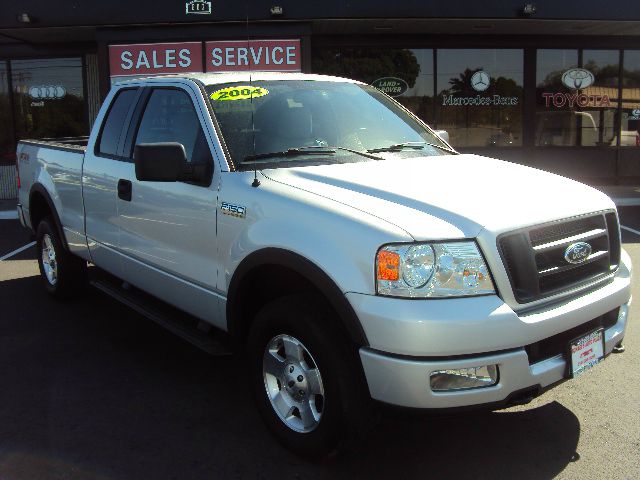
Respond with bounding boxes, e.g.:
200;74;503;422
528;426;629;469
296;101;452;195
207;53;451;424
89;273;232;356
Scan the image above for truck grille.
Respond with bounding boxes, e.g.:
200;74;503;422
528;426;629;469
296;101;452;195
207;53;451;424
498;211;620;303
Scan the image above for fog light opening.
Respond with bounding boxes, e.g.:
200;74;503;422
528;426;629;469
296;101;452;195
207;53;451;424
430;364;499;391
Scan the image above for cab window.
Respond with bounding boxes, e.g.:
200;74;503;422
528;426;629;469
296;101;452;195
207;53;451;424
135;88;212;166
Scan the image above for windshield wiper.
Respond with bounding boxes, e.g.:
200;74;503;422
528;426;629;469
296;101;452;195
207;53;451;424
244;146;336;163
330;146;384;161
244;145;385;164
367;141;456;154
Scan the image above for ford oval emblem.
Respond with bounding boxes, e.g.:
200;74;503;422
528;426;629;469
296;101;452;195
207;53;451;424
564;242;592;264
561;68;595;90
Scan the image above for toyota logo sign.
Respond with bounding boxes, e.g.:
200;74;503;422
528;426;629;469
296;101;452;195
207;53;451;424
29;85;67;100
561;68;595;90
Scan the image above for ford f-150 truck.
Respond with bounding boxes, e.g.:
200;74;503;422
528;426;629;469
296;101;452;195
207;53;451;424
16;72;632;457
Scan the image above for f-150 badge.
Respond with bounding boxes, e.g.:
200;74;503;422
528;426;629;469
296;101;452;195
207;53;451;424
221;202;246;218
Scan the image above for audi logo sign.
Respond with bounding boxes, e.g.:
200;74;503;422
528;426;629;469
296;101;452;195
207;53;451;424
29;85;67;100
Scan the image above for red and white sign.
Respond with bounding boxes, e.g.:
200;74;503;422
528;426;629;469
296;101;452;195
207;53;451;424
109;42;203;77
205;39;301;72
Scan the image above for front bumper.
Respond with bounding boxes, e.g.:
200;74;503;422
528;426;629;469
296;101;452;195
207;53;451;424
352;250;632;409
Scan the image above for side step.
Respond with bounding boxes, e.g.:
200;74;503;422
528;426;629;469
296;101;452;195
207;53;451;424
89;270;233;356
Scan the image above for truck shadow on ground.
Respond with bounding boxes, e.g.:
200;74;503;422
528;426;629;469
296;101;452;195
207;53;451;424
0;270;580;480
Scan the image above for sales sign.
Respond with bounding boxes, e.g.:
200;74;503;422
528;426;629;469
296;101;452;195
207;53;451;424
109;42;203;77
205;39;301;72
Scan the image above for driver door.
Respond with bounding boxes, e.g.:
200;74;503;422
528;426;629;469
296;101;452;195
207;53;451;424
116;85;224;328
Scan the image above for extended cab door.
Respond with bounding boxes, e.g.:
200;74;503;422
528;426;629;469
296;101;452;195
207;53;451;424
115;84;225;328
83;87;141;277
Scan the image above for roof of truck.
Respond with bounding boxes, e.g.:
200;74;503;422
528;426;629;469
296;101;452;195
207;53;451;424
114;72;363;87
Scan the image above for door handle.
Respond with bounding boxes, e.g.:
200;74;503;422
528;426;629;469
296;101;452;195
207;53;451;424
117;179;132;201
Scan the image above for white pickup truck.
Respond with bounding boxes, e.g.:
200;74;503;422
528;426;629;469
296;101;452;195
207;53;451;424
16;72;631;457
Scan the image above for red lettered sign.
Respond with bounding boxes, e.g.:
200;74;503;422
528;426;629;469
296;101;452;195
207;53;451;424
109;42;203;77
205;39;301;72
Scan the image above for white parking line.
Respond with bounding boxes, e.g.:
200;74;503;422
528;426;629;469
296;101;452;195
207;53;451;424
0;241;36;261
621;225;640;237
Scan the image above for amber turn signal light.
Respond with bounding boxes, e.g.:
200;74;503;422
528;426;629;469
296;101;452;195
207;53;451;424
377;250;400;281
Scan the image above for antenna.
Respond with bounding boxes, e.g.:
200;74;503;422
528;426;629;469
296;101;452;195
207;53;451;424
246;3;260;187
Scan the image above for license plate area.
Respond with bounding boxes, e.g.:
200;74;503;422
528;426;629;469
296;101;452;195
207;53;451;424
568;328;605;378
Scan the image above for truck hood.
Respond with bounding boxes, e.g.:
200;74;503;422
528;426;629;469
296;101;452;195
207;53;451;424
262;154;616;240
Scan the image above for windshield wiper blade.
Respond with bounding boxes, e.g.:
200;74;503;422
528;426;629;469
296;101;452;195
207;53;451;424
367;142;426;153
367;141;456;154
244;146;336;163
329;146;384;161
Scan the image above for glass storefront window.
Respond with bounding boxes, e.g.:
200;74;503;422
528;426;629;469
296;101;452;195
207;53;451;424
0;61;13;165
535;49;619;146
11;58;88;142
621;50;640;147
436;49;523;148
311;47;434;124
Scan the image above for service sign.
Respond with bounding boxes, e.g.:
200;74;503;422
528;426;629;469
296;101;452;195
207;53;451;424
109;42;203;77
205;39;301;72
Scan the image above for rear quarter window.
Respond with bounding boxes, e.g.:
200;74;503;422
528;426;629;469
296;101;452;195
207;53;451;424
98;88;138;157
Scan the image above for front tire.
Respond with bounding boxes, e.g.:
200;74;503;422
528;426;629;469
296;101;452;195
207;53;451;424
36;216;87;298
247;294;370;458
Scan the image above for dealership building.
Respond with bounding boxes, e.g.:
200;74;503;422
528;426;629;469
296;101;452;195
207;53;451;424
1;0;640;199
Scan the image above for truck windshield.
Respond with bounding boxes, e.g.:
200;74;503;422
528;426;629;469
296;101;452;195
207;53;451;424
205;80;454;169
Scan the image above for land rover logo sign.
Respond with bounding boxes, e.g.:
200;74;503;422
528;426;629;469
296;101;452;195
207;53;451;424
564;242;592;265
372;77;408;97
562;68;595;90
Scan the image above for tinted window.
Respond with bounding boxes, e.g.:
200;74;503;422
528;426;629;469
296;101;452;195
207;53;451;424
535;49;619;147
135;89;211;165
0;61;12;165
11;57;88;148
312;47;434;124
99;89;137;156
436;49;524;148
621;50;640;147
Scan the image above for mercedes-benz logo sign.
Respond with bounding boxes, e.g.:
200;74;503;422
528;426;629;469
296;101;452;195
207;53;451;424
470;71;490;92
29;85;67;100
564;242;592;265
561;68;595;90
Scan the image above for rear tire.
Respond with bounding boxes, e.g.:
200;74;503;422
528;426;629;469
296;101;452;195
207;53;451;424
36;216;87;299
247;294;372;458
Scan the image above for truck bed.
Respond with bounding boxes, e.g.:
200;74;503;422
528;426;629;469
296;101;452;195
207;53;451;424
17;136;88;240
19;136;89;153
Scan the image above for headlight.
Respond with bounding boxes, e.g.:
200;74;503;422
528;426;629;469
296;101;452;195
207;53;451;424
376;241;495;298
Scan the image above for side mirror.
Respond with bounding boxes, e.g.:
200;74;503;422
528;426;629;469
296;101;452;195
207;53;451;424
134;142;186;182
434;130;450;144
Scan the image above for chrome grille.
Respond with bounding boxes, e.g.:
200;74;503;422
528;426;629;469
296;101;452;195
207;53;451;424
498;211;620;303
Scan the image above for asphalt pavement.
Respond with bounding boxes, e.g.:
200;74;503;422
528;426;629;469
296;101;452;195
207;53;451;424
0;213;639;480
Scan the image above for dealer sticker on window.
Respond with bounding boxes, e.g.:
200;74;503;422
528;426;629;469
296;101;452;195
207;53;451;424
569;329;605;377
210;86;269;101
